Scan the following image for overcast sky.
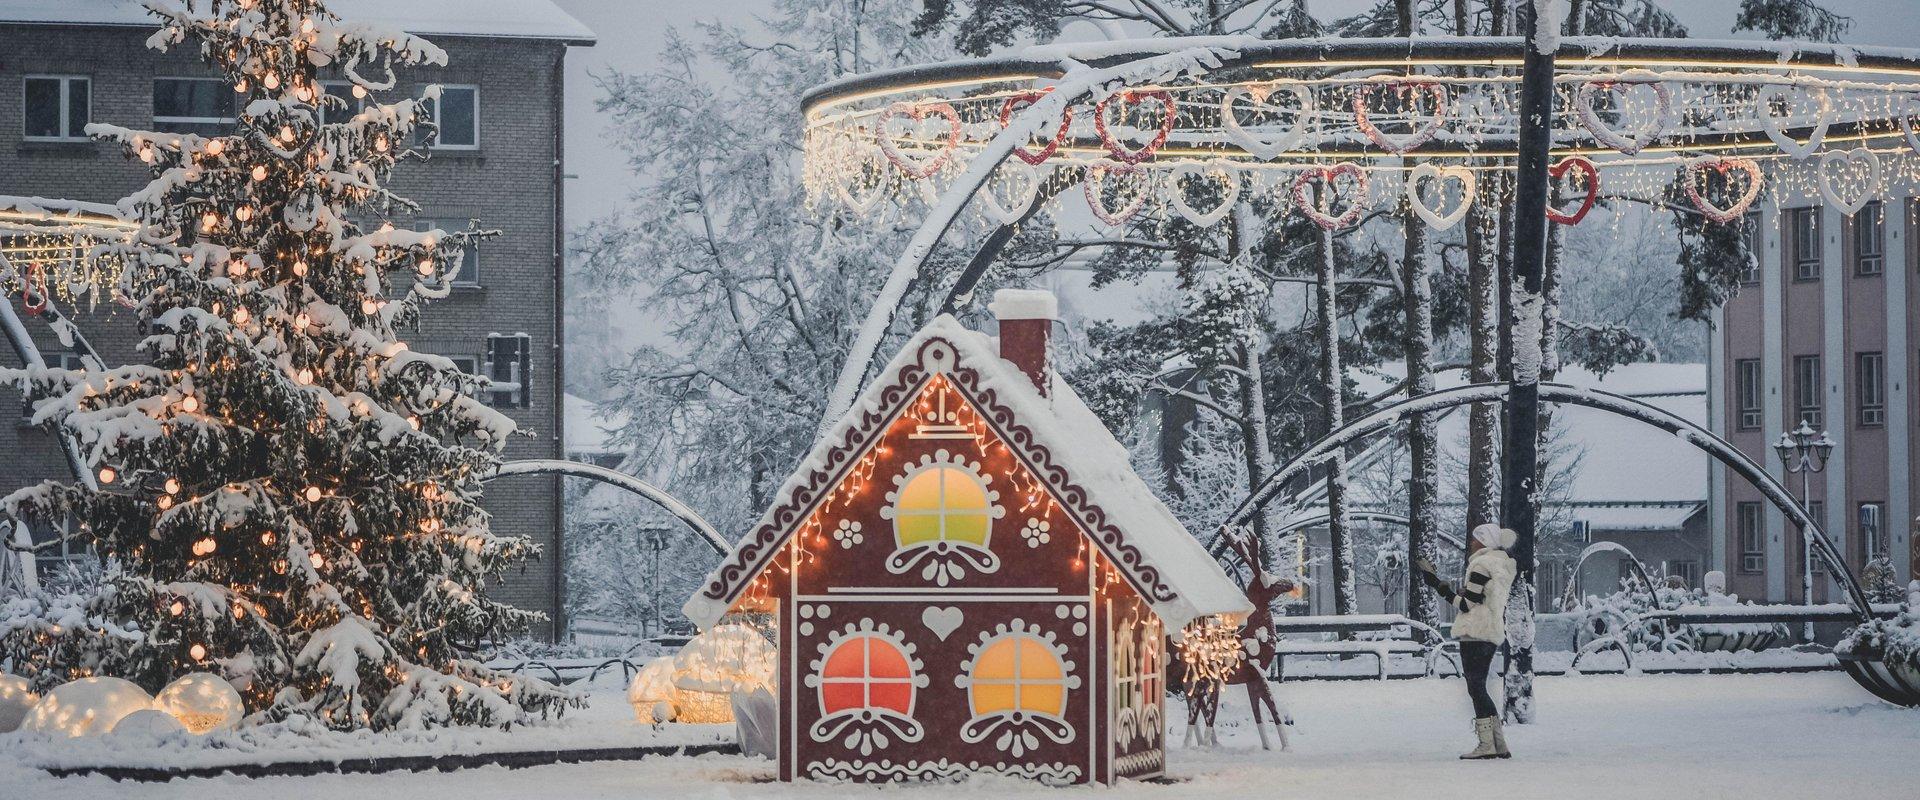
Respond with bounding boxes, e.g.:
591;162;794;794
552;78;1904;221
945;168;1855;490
548;0;1920;228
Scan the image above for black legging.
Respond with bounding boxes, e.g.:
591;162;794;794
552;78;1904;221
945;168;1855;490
1460;640;1498;718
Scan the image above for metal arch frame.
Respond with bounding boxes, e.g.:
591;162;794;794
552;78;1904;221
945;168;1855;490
1272;509;1470;553
1220;382;1878;621
1558;540;1663;612
485;459;729;555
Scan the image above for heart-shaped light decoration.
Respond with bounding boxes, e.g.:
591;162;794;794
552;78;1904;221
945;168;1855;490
832;141;891;216
1093;90;1176;165
978;160;1043;225
1221;81;1316;160
1351;79;1450;155
1576;70;1671;155
1817;146;1882;217
1405;163;1475;231
876;100;962;180
998;89;1074;166
1290;163;1371;231
1756;84;1831;161
1084;161;1150;226
1168;161;1242;228
1681;156;1765;224
1545;156;1600;226
1898;93;1920;156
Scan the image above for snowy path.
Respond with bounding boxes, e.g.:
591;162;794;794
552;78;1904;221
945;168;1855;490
2;672;1912;798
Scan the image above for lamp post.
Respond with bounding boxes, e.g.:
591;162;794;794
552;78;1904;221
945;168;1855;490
1773;421;1834;642
639;526;672;638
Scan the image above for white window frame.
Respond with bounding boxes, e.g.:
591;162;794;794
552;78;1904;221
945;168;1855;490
153;76;237;134
425;84;479;150
23;75;91;141
411;219;480;288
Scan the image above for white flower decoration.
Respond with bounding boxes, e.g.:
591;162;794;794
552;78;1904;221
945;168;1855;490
833;519;864;549
1021;518;1051;548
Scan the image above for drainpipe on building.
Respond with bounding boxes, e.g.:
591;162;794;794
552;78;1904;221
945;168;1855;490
550;48;570;643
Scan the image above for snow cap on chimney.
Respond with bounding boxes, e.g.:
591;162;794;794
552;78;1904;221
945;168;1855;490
989;288;1057;397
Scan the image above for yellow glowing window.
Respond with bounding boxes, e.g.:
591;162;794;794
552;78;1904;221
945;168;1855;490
968;634;1069;718
892;465;993;548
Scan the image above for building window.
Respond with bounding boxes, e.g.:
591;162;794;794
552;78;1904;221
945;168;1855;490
1739;210;1762;284
1859;502;1887;562
1793;354;1822;428
1666;560;1700;589
1857;351;1885;427
320;81;370;126
1737;502;1765;574
1854;201;1885;276
24;76;90;141
484;333;531;408
411;219;479;287
1735;358;1762;430
419;85;478;149
445;355;482;396
956;627;1079;752
1788;207;1821;281
153;77;236;136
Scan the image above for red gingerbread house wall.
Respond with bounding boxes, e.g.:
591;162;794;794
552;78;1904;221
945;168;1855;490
727;371;1168;785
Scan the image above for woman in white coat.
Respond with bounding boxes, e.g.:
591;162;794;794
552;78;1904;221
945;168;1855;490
1416;523;1517;759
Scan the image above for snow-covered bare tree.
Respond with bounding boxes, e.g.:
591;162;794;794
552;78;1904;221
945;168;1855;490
0;0;571;729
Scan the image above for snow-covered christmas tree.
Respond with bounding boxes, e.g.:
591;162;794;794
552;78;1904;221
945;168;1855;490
0;0;571;729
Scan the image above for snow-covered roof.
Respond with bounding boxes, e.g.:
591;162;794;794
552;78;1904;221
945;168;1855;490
1324;363;1709;513
683;315;1252;632
1568;503;1703;532
563;393;627;456
0;0;596;44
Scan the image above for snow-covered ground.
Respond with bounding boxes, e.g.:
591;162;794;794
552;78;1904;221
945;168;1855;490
2;672;1912;798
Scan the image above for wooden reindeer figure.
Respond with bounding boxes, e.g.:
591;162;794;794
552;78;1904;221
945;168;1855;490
1177;525;1295;750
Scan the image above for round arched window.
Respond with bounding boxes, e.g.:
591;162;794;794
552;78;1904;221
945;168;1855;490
805;622;928;755
880;450;1005;585
955;623;1081;757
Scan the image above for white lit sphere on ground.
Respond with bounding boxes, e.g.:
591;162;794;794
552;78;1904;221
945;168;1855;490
0;673;39;732
627;657;678;724
670;624;777;725
154;672;245;734
20;677;154;738
111;708;189;739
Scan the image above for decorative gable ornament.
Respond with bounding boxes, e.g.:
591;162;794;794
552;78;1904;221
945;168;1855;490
683;290;1250;785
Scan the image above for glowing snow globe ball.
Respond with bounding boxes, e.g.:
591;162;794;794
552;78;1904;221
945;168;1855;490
154;673;245;734
671;624;776;724
112;708;189;739
21;676;154;738
0;673;39;732
627;656;679;724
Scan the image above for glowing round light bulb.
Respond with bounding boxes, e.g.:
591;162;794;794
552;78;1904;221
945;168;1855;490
164;478;180;494
189;644;207;661
169;600;185;616
251;165;267;181
179;395;200;413
309;552;325;569
296;368;314;385
98;466;117;484
235;205;253;222
260;530;277;546
292;260;308;277
304;486;322;502
351;84;367;99
205;140;224;156
360;299;378;314
192;537;216;557
263;73;280;90
416;259;435;277
201;213;219;232
232;307;250;325
157;495;174;510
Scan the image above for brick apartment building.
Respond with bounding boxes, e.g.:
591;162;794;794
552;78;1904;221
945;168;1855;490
0;1;594;639
1710;197;1918;604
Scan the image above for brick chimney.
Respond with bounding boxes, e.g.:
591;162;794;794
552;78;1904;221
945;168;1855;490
988;288;1057;397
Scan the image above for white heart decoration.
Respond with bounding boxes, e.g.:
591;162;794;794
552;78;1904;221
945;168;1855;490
1756;84;1831;161
1681;156;1765;224
1220;82;1315;160
1818;147;1882;217
875;101;961;180
832;142;890;216
1169;162;1241;228
1576;70;1671;155
922;606;964;641
1290;163;1371;231
1084;162;1149;227
1351;79;1450;155
978;161;1043;225
1405;163;1475;231
1899;93;1920;156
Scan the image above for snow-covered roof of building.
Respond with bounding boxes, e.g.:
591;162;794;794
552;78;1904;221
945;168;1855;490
563;393;627;457
0;0;596;44
1324;363;1709;529
683;315;1252;632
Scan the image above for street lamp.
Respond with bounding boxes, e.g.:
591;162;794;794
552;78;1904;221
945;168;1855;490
1773;421;1834;642
638;527;672;638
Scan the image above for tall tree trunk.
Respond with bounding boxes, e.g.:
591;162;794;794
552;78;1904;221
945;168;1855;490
1316;217;1356;616
1230;200;1279;571
1466;175;1503;532
1402;193;1441;634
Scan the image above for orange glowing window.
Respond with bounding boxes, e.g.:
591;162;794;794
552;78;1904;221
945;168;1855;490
893;465;992;548
967;634;1068;718
818;635;917;716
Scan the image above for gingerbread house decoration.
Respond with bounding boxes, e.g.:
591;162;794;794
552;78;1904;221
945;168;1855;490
683;289;1252;785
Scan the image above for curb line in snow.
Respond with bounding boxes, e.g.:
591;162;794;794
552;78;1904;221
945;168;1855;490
41;742;742;783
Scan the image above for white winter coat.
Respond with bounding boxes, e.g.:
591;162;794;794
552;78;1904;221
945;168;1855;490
1449;546;1517;644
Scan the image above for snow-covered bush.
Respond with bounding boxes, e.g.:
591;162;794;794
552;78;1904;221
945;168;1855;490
1839;582;1920;671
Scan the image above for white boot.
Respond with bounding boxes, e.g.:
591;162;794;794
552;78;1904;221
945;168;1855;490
1460;717;1502;760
